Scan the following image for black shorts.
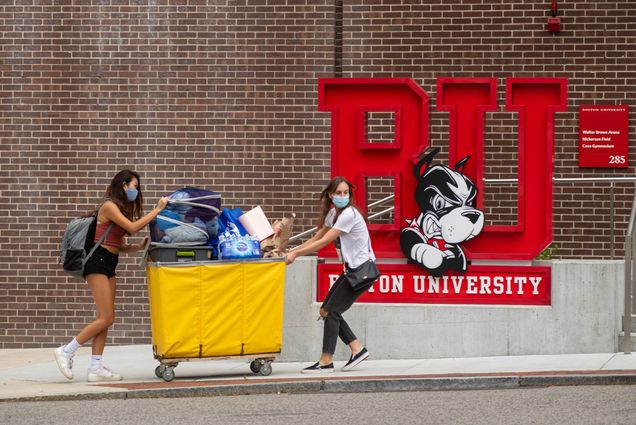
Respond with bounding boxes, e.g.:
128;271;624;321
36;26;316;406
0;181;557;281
83;245;119;279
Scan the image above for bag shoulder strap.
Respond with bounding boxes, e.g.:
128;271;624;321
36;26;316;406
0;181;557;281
82;221;113;267
337;212;374;270
82;202;115;266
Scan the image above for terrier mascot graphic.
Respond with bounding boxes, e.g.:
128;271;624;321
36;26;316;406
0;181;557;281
400;148;485;277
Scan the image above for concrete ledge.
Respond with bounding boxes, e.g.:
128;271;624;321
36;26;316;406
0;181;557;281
282;259;625;361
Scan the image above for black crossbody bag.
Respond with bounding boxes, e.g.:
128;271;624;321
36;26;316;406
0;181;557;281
344;258;381;291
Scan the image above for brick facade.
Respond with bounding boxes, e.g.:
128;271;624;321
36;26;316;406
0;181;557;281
1;1;634;347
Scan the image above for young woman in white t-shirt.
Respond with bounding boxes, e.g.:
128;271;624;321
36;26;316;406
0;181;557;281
285;176;376;373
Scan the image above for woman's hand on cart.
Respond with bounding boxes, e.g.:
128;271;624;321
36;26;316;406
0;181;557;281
284;249;297;265
137;236;150;252
157;196;169;210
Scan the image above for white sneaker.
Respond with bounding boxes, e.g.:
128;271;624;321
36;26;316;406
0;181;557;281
53;346;74;380
87;365;123;382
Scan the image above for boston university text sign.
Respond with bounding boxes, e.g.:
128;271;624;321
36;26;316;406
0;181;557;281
316;77;568;306
579;104;629;168
318;263;551;306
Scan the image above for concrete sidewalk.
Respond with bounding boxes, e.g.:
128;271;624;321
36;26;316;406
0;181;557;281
1;345;635;402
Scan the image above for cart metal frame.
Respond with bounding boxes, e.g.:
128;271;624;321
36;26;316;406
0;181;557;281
153;352;278;381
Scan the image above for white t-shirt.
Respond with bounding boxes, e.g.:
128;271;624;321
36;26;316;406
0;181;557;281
325;206;375;268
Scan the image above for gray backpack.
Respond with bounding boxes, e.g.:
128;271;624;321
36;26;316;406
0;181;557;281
59;213;113;279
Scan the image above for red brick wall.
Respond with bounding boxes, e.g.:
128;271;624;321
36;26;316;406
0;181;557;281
0;1;335;348
343;0;635;258
1;1;634;348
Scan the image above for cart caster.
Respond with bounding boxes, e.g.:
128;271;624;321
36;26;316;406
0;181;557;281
250;360;262;374
162;367;175;382
258;361;272;376
155;364;166;379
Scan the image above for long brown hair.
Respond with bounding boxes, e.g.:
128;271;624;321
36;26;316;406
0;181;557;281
104;169;144;221
318;176;366;229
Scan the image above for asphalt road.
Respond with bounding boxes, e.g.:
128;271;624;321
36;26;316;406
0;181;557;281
1;385;635;425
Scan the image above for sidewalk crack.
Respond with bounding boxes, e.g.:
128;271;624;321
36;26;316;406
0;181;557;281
599;353;617;370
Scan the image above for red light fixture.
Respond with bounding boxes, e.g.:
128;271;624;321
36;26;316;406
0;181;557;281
547;1;561;33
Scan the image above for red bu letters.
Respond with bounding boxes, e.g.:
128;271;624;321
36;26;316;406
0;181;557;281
318;77;567;260
316;77;567;305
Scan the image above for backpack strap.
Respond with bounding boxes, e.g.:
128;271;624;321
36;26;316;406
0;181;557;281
82;222;113;267
81;215;114;267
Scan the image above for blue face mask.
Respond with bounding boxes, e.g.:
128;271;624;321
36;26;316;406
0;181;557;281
332;195;349;209
125;188;138;202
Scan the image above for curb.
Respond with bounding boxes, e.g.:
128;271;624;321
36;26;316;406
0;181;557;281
518;374;636;387
3;373;636;403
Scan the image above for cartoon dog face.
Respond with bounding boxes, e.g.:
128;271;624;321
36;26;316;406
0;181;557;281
416;154;484;244
400;148;484;276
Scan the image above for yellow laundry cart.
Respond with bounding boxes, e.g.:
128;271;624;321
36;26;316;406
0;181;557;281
146;258;286;381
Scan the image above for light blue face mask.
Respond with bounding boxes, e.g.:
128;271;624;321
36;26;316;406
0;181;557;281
332;195;349;209
125;188;138;202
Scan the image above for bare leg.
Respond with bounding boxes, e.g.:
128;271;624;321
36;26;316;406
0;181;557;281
319;353;333;365
90;276;116;355
320;341;363;364
75;274;116;355
319;307;333;364
348;339;363;355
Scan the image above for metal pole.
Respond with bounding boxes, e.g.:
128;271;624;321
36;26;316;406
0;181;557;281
633;235;636;315
483;176;636;184
289;226;316;242
626;235;633;354
623;190;636;354
289;195;396;243
290;177;636;243
368;206;395;221
611;182;615;259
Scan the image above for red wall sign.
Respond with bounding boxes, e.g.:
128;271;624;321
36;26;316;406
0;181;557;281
318;263;551;306
579;105;629;168
318;78;568;261
316;77;568;305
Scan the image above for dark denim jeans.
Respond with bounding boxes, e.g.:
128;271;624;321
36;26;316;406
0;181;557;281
320;273;370;354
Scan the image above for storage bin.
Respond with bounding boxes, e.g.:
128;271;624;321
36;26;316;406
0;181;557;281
146;259;286;359
148;245;214;262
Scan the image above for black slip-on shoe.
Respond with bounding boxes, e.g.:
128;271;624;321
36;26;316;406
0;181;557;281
341;347;369;371
301;362;334;374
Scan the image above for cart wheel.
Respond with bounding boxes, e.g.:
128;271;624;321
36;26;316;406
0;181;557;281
155;365;166;379
258;361;272;376
162;367;175;382
250;360;262;374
